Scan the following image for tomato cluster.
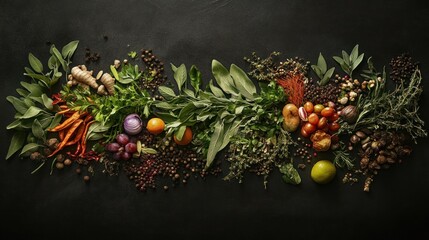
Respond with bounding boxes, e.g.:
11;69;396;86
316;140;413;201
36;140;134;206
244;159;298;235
299;101;341;138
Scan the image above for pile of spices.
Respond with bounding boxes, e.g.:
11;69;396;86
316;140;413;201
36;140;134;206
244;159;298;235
140;48;166;92
84;48;100;64
389;53;419;84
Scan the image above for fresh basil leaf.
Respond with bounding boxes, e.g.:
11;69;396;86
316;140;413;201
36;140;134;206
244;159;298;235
174;125;187;141
20;143;41;157
28;53;43;73
61;40;79;59
229;64;256;100
158;86;176;100
6;131;27;160
173;64;187;92
317;53;327;73
189;65;201;92
32;119;45;141
209;80;225;98
212;60;238;95
41;94;53;110
6;96;28;114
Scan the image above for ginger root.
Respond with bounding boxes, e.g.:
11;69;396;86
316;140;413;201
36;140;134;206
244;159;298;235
70;65;98;89
100;73;115;95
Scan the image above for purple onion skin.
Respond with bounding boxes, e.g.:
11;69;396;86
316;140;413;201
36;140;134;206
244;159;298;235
106;143;121;152
116;133;130;146
125;142;137;153
124;114;143;135
120;151;132;161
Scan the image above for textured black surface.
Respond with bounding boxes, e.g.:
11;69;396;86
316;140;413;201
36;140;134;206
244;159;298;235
1;0;429;239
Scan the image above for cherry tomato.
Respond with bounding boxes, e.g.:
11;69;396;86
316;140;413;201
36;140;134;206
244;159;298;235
329;112;339;122
303;102;314;114
329;122;340;132
317;117;328;129
321;107;335;117
300;127;310;138
308;113;319;125
314;104;325;114
303;122;316;134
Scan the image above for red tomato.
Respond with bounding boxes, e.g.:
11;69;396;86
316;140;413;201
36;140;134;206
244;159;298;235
303;102;314;114
308;113;319;125
329;113;339;122
317;117;328;129
300;127;310;138
303;122;316;134
329;122;340;132
321;107;335;117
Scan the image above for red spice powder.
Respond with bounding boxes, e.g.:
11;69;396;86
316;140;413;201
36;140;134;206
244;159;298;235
277;73;305;106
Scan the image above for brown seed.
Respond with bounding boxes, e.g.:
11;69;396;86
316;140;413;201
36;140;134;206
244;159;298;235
55;162;64;170
64;159;72;166
83;175;90;182
76;168;81;174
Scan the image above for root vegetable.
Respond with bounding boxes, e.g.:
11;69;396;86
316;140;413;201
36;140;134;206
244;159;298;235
97;85;108;95
70;65;98;89
100;73;115;95
282;103;300;132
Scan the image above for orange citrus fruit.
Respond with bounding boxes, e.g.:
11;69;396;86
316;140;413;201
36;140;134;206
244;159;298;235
174;127;193;145
146;118;165;135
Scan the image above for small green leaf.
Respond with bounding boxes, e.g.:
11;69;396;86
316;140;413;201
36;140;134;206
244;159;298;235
174;125;187;141
61;40;79;59
235;106;245;115
32;119;45;141
28;53;43;73
333;56;344;65
173;64;187;92
20;81;43;97
319;67;335;86
20;143;41;156
342;50;350;65
280;163;301;185
189;65;201;92
171;63;178;72
48;114;62;129
317;53;327;73
110;65;120;80
51;46;67;71
16;88;29;97
48;55;58;70
206;120;225;169
6;131;26;160
212;60;238;95
6;96;28;114
178;103;197;122
352;53;364;70
23;73;50;86
311;65;322;79
19;106;44;119
183;89;195;98
158;86;176;100
6;119;23;130
128;51;137;59
209;80;225;98
350;44;359;61
41;94;53;110
87;132;104;141
230;64;256;100
141;147;157;155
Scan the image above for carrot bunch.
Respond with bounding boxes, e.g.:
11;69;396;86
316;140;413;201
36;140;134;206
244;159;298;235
48;107;95;158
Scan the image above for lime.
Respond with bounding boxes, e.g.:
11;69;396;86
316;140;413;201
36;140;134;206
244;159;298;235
311;160;336;184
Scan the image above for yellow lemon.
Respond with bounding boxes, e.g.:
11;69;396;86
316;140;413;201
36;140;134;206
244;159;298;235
311;160;336;184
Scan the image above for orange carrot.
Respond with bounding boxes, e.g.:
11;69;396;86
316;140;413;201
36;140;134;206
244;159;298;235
79;120;96;157
49;111;81;132
48;119;83;157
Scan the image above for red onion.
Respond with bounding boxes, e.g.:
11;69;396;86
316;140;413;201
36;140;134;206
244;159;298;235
123;114;143;135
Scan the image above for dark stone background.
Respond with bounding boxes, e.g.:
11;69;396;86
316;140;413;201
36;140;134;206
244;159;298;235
1;0;428;239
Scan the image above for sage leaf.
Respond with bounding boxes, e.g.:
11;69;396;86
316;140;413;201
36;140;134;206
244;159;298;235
158;86;176;100
174;125;187;141
179;103;197;122
61;40;79;59
51;46;67;71
209;80;225;98
20;82;43;97
6;131;26;160
41;94;53;110
48;114;62;129
280;163;301;185
219;119;241;150
6;119;23;130
230;64;256;100
317;53;327;73
350;44;359;61
28;53;43;73
352;53;364;70
212;60;238;95
154;101;180;110
173;64;187;92
183;89;195;98
19;106;44;119
235;106;245;115
48;55;58;70
32;119;45;141
87;132;104;141
166;121;182;128
189;65;201;92
206;120;225;168
16;88;29;97
6;96;28;114
23;73;50;87
171;63;178;72
28;96;43;105
20;143;41;157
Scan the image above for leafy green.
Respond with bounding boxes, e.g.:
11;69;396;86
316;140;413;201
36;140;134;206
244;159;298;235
333;44;364;77
311;53;335;85
279;162;301;185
